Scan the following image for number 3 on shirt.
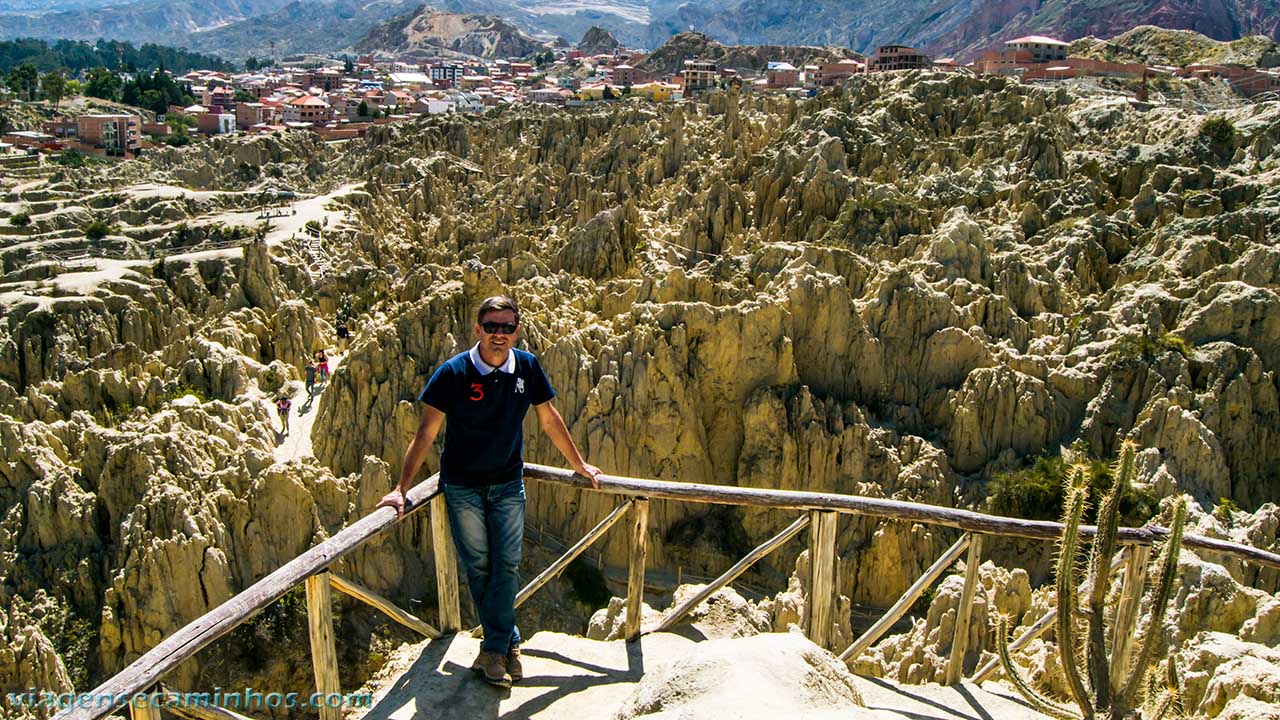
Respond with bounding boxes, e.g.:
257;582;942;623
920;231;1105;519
469;382;485;401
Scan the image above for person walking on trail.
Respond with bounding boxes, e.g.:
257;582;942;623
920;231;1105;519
336;318;350;351
275;395;292;433
376;295;602;689
316;350;329;383
305;360;317;397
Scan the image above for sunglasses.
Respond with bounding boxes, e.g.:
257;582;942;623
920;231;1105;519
480;321;518;335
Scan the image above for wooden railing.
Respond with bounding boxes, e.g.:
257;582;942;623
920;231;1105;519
55;463;1280;720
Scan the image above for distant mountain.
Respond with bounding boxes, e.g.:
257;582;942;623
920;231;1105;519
440;0;655;47
6;0;1279;64
356;7;547;59
1070;25;1280;68
658;0;1280;61
183;0;420;62
577;26;621;55
637;31;854;77
0;0;291;46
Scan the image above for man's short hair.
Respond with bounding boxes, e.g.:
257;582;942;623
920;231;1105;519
476;295;520;325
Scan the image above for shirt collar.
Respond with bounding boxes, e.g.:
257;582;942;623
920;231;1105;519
468;343;515;376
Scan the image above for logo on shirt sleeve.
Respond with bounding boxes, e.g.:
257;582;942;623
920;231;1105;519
470;383;485;401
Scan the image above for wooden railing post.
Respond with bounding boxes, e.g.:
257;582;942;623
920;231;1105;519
946;533;984;684
655;514;810;634
1110;544;1150;696
516;501;633;609
430;493;461;633
625;499;649;641
806;510;838;650
328;573;441;638
305;572;341;720
129;687;161;720
840;534;971;663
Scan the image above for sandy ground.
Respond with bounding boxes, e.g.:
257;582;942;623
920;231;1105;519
351;631;1054;720
273;351;344;463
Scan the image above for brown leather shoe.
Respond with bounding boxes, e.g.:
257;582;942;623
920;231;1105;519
470;650;511;688
506;645;523;682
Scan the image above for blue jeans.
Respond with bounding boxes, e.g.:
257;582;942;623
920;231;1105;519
443;479;524;654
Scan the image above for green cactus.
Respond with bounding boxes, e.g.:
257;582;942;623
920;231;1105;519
997;441;1188;720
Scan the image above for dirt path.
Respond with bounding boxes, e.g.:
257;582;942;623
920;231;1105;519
274;351;344;463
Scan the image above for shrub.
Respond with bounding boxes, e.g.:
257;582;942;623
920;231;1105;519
54;149;96;167
82;218;116;239
1199;115;1236;145
989;445;1157;525
260;362;287;393
564;556;611;610
9;211;30;226
164;383;211;403
1109;331;1193;363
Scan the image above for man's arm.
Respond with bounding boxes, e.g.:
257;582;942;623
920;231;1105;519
535;400;601;489
376;402;446;518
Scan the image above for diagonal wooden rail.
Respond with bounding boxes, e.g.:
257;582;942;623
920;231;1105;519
54;465;1280;720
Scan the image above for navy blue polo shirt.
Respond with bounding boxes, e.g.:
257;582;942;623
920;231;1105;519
419;346;555;486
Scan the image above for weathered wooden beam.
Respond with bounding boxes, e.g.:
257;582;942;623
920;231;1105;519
328;572;440;639
654;514;810;634
430;492;461;634
806;511;839;650
55;474;442;720
1110;544;1150;697
839;534;972;663
521;464;1280;570
625;499;649;641
516;500;632;609
159;685;256;720
129;689;161;720
971;552;1129;684
946;533;985;685
305;572;341;720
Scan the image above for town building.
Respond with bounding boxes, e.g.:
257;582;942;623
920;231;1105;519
196;113;236;135
682;59;718;94
430;64;465;87
870;45;932;72
1004;36;1069;63
611;64;644;87
282;95;333;124
236;102;280;130
765;61;799;88
1179;63;1280;97
76;114;142;155
813;60;864;86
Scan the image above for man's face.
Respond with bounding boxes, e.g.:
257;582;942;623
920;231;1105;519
475;309;519;357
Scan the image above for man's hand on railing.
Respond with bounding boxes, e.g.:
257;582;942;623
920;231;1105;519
376;488;408;518
574;462;602;490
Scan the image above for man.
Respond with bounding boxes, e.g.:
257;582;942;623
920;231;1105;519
377;295;601;688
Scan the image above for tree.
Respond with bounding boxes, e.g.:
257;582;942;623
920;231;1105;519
602;84;617;100
84;66;120;101
233;88;256;103
357;99;369;117
6;62;37;101
245;56;259;72
343;55;353;74
41;70;69;107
